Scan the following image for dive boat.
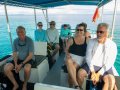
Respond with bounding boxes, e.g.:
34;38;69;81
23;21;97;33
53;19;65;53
0;0;119;90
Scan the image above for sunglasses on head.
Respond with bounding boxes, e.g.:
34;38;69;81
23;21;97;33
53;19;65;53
76;29;84;32
18;39;26;47
97;31;105;34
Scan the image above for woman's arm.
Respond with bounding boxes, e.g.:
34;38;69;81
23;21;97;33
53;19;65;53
86;37;90;44
65;38;73;58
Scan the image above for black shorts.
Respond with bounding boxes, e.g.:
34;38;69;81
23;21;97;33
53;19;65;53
81;63;114;76
10;59;33;67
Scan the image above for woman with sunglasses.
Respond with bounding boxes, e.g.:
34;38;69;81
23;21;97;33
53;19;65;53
65;23;89;89
34;22;47;42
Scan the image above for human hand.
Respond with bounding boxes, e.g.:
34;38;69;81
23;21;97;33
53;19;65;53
91;71;96;81
92;72;100;85
66;53;71;59
50;42;53;46
15;63;18;71
15;64;22;73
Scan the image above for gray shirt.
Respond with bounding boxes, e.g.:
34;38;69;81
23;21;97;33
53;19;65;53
46;28;59;43
13;36;34;60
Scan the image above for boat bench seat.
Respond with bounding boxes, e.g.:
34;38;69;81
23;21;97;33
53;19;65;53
19;55;49;83
31;55;47;68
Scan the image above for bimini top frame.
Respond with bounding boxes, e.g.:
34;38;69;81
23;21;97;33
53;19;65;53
0;0;112;9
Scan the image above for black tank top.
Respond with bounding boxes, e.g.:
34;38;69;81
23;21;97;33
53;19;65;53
69;37;87;56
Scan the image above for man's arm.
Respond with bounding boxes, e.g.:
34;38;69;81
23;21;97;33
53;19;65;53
46;30;50;43
22;52;33;65
13;39;18;65
13;52;18;66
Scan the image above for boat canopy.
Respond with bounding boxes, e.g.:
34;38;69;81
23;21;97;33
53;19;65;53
0;0;112;8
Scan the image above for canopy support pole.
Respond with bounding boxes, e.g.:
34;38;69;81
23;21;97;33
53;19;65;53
101;6;104;22
111;0;117;39
34;8;37;30
46;9;49;29
4;4;13;50
42;9;49;29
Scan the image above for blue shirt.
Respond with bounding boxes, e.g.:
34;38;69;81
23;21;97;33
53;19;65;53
60;29;72;38
34;29;47;42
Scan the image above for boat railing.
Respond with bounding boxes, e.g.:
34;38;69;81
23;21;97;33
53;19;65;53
57;29;96;38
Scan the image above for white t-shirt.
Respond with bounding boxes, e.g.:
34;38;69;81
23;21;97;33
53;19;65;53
92;43;104;67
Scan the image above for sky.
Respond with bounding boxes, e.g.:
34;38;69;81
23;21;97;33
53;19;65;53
0;0;120;15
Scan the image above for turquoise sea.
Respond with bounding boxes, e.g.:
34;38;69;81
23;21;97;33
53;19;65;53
0;14;120;74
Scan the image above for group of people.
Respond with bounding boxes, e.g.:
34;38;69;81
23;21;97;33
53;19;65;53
3;21;118;90
35;21;60;63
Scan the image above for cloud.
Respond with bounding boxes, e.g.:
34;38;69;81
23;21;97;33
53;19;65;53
0;0;120;15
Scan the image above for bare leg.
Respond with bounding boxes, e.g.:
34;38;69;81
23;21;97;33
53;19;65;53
22;64;31;90
114;84;118;90
66;59;79;86
77;69;87;87
68;74;74;88
102;75;109;90
52;44;60;57
108;74;116;90
4;63;19;90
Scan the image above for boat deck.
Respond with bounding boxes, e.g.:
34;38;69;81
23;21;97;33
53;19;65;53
43;52;65;86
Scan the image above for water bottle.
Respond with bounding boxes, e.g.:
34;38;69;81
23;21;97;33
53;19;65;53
89;81;97;90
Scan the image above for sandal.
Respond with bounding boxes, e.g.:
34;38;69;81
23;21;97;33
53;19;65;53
74;85;83;90
74;85;80;89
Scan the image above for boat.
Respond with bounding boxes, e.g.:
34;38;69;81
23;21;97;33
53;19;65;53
0;0;119;90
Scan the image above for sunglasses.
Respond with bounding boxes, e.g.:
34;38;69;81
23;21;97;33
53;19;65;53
76;29;84;32
97;31;105;34
38;25;43;26
50;24;55;25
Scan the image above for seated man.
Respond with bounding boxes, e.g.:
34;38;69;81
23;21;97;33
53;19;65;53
4;26;34;90
34;22;47;42
77;23;118;90
46;21;60;63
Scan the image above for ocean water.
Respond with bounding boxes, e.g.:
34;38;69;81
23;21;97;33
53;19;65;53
0;14;120;74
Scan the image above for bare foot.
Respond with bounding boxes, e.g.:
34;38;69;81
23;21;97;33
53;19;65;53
22;84;27;90
13;84;19;90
